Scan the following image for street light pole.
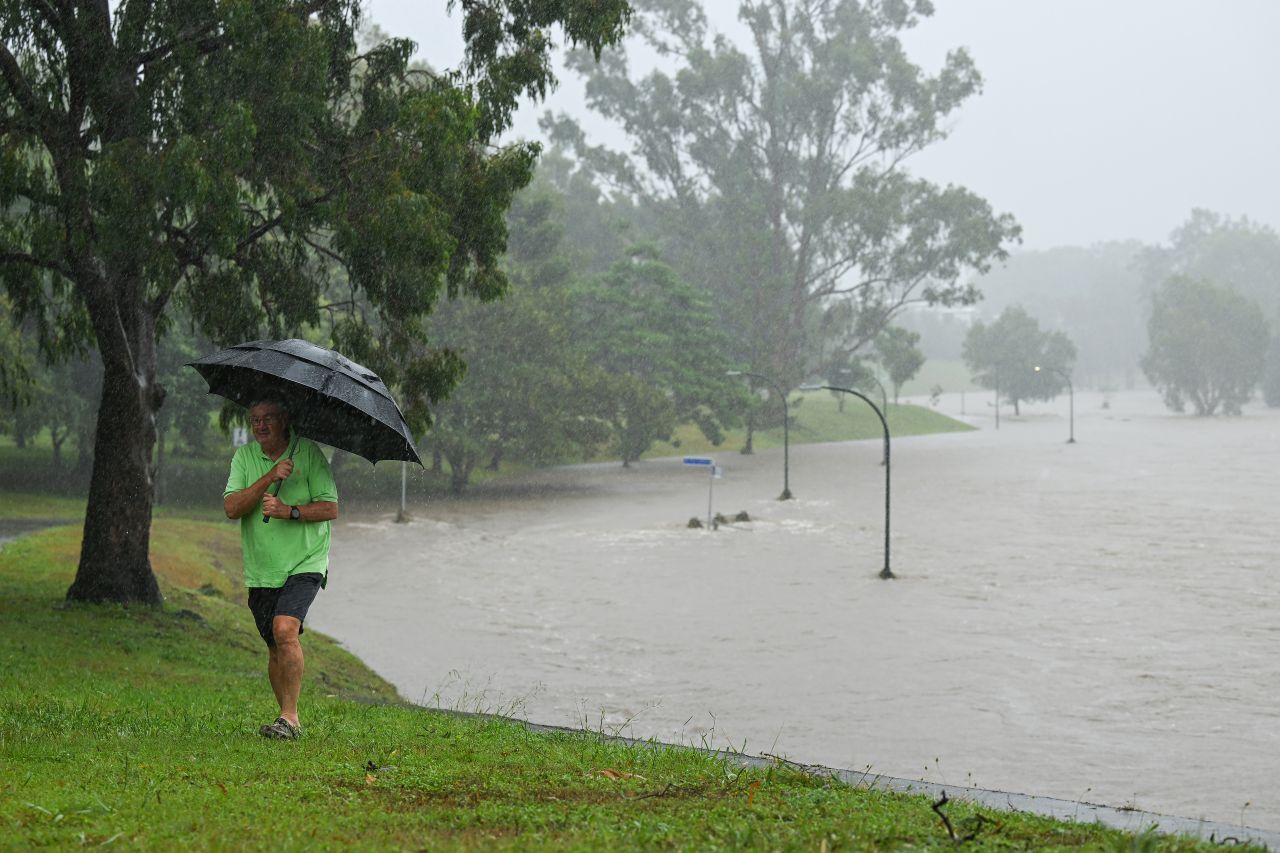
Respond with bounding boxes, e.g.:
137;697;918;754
1034;365;1076;443
865;373;889;466
801;383;895;579
728;370;792;499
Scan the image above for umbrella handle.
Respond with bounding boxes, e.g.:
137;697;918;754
262;477;280;524
262;434;299;524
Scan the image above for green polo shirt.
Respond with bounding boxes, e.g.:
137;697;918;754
223;434;339;589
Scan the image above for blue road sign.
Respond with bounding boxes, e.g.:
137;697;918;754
683;456;714;467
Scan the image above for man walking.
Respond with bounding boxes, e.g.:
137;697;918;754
223;399;338;740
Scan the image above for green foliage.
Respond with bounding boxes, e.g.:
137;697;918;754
425;194;614;491
536;148;640;278
571;246;744;464
875;326;926;403
0;0;631;601
0;331;99;473
1141;276;1269;416
549;0;1019;390
962;305;1076;414
1141;209;1280;320
0;294;34;414
155;332;221;457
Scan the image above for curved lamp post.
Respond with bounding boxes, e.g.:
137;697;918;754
801;383;895;579
865;373;889;465
1034;365;1075;443
727;370;792;499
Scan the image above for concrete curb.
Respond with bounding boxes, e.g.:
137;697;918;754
385;701;1278;849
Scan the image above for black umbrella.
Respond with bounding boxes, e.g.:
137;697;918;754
187;339;422;465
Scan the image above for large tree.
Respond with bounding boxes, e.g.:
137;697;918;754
874;325;925;404
547;0;1019;393
0;0;629;604
1142;210;1280;318
424;183;611;493
1141;276;1269;416
1142;210;1280;406
962;304;1076;416
571;245;742;465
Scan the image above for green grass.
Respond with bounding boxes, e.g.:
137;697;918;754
0;522;1249;850
897;358;981;397
0;490;87;520
644;393;973;459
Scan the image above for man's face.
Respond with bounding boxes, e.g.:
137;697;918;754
249;403;288;446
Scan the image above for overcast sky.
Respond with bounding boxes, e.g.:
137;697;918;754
365;0;1280;251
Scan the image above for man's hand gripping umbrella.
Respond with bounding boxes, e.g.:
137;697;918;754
261;432;298;524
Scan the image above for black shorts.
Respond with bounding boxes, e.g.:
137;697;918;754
247;573;324;647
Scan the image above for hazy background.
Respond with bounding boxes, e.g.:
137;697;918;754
366;0;1280;250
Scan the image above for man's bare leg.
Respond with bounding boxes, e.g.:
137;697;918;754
269;615;304;728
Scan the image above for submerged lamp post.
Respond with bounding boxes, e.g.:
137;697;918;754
801;383;895;579
727;370;792;500
1034;365;1075;443
866;373;889;465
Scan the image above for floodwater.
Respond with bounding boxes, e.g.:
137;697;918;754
311;389;1280;829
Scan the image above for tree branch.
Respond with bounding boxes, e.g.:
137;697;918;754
0;250;74;279
235;188;337;255
132;21;226;69
0;45;58;145
302;233;353;276
28;0;67;38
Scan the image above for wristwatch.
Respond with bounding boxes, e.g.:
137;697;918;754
289;505;301;520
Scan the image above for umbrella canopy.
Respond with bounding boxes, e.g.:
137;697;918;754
188;339;422;465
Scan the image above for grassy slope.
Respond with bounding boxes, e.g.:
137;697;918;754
646;393;973;459
897;358;981;397
0;521;1241;850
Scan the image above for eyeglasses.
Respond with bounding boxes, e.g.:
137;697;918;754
249;415;282;426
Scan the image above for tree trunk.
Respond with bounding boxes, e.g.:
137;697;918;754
742;414;755;455
444;444;474;494
66;293;164;605
50;428;66;469
154;423;166;507
449;462;471;494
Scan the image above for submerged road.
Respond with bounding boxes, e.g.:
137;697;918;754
311;389;1280;829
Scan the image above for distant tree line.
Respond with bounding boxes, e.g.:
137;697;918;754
942;209;1280;417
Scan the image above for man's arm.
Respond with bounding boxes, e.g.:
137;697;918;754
224;458;294;519
260;495;339;521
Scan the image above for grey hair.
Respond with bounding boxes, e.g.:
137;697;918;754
247;398;288;414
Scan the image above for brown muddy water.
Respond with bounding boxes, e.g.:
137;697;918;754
311;389;1280;828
